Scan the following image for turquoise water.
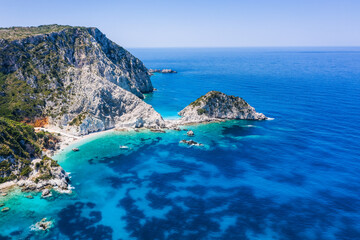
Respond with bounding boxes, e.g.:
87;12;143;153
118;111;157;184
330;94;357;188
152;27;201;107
1;48;360;239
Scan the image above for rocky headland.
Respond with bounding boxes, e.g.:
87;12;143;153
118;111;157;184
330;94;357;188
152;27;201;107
0;24;165;136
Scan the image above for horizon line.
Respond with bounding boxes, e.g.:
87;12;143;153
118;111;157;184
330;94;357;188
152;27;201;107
126;46;360;49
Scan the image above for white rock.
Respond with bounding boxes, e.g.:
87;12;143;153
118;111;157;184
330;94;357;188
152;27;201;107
187;130;194;136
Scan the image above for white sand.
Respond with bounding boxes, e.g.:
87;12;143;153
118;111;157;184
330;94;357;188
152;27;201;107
0;180;17;192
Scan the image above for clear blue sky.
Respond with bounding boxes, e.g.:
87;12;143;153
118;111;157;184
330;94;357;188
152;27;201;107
1;0;359;47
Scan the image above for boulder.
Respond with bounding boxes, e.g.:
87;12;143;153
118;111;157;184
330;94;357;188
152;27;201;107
41;189;52;198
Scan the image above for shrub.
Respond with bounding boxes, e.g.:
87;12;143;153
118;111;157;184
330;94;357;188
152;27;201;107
37;131;45;139
197;108;207;115
20;166;32;176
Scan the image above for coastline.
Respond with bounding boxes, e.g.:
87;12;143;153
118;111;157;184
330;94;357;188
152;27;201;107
37;116;274;155
0;128;119;193
38;127;119;156
0;117;272;193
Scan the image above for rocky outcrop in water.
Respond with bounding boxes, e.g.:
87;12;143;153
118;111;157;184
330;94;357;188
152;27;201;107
148;69;177;74
178;91;267;123
0;25;165;135
180;140;203;146
31;218;53;231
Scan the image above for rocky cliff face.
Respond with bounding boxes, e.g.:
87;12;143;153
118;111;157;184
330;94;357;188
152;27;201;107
178;91;267;123
0;25;164;135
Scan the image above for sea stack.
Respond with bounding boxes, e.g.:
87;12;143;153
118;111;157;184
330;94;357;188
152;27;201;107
178;91;267;123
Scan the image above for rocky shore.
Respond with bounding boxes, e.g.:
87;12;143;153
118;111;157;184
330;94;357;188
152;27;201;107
0;157;72;195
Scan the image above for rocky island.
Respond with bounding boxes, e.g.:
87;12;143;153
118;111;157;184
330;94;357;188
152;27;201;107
177;91;267;124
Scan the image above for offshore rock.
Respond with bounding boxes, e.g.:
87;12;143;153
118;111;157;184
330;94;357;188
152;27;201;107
180;140;203;146
31;218;53;231
41;189;51;198
148;69;177;74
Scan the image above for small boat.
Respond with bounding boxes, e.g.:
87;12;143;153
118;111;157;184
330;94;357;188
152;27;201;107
72;148;80;152
119;145;129;150
1;193;7;197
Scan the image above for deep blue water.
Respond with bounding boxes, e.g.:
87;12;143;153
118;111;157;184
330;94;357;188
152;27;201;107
1;47;360;239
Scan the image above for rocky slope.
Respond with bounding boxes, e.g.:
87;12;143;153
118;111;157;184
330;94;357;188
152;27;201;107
0;117;70;192
0;25;164;135
178;91;267;123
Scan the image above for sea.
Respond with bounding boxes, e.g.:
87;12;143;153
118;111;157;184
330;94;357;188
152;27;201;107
1;47;360;240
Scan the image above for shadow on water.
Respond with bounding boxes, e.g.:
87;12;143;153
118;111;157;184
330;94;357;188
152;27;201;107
113;181;360;240
57;202;113;240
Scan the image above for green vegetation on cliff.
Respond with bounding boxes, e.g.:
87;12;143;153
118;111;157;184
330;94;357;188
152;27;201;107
0;24;80;41
0;117;59;183
0;26;75;121
189;91;222;107
0;117;41;159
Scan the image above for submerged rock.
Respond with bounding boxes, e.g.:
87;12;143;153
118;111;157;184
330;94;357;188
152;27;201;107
72;148;80;152
25;195;34;199
150;129;166;133
0;203;4;207
178;91;267;124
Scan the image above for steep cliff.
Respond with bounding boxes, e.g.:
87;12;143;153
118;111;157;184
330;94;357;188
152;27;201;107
178;91;267;123
0;25;164;135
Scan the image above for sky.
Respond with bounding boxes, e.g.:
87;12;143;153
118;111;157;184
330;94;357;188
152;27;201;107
0;0;359;48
